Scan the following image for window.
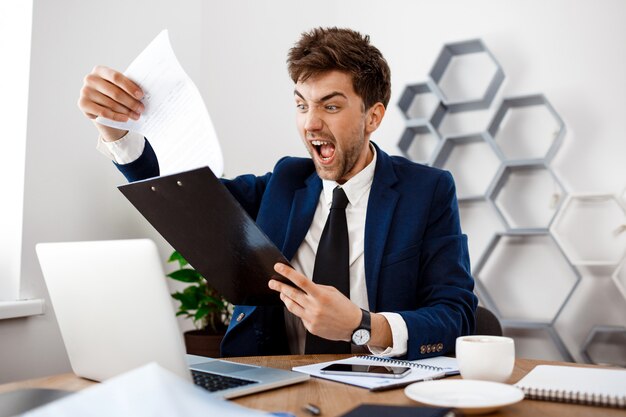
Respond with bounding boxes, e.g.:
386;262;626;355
0;0;33;301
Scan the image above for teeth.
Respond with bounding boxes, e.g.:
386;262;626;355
311;139;333;161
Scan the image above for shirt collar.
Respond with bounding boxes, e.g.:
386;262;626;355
321;143;377;208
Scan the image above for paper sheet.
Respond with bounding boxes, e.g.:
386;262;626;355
96;30;223;177
24;363;267;417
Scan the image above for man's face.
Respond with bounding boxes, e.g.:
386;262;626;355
295;71;374;184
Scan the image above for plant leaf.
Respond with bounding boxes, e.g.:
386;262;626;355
166;252;230;330
200;295;226;312
173;289;200;310
167;268;202;283
194;306;210;321
167;251;189;268
201;294;223;306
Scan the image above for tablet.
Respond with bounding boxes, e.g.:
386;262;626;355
118;167;292;305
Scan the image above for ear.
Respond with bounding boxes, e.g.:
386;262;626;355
365;103;386;134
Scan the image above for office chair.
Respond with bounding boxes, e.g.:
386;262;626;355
474;306;503;336
450;306;503;354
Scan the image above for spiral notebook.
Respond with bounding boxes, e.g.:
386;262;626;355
514;365;626;408
292;355;458;391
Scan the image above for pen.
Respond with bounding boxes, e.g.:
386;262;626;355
302;403;321;416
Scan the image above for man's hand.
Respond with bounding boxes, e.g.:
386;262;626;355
77;65;145;142
268;263;362;342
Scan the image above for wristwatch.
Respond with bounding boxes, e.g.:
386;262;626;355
351;309;371;345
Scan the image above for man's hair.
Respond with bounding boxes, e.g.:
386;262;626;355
287;27;391;110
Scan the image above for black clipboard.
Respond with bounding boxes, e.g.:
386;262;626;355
118;167;292;305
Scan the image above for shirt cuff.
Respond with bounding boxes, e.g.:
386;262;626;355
368;312;408;357
95;131;146;164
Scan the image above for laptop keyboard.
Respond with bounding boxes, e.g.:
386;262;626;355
191;369;258;392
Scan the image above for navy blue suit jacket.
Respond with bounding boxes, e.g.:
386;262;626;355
115;140;477;360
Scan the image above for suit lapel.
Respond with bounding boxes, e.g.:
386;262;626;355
282;173;322;260
364;144;399;311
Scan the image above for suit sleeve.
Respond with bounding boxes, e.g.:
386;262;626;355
112;138;273;219
399;170;477;359
113;138;160;182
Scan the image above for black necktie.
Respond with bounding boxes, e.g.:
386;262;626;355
305;186;351;354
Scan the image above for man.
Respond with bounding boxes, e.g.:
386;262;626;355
78;27;477;360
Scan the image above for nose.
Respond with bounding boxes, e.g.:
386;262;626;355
304;109;323;132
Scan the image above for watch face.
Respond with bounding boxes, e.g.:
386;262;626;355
352;329;371;345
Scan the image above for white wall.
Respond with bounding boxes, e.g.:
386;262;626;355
1;0;625;382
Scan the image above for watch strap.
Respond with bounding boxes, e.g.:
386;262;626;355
351;309;371;345
359;308;371;332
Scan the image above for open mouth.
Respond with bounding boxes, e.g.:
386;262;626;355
311;140;336;163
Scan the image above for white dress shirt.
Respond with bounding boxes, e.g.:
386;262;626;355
96;131;146;164
97;134;408;356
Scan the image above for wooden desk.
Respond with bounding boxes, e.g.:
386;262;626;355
1;356;622;417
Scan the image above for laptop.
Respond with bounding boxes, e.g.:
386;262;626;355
36;238;308;399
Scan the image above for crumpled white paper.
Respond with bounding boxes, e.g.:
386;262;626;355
95;30;224;177
24;363;268;417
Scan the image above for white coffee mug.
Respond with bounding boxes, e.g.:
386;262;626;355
456;335;515;382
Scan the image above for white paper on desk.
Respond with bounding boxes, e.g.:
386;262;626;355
96;30;223;177
23;363;266;417
293;356;458;391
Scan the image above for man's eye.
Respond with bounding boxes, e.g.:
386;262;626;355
296;104;307;111
325;105;338;111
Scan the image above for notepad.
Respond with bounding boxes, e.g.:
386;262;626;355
292;355;458;391
514;365;626;408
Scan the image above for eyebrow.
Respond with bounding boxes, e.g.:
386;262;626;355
294;89;348;103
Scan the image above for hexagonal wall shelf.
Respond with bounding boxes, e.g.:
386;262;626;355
581;325;626;366
551;194;626;266
398;120;442;165
432;133;501;200
398;81;441;121
429;39;504;112
487;94;565;163
613;258;626;302
474;232;580;324
396;38;626;364
489;163;566;231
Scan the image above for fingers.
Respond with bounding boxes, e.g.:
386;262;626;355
269;278;308;305
79;94;134;122
82;82;143;118
273;263;318;296
78;65;144;122
269;277;307;317
94;65;143;100
279;292;305;317
269;265;313;315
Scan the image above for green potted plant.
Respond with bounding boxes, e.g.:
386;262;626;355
167;250;231;357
